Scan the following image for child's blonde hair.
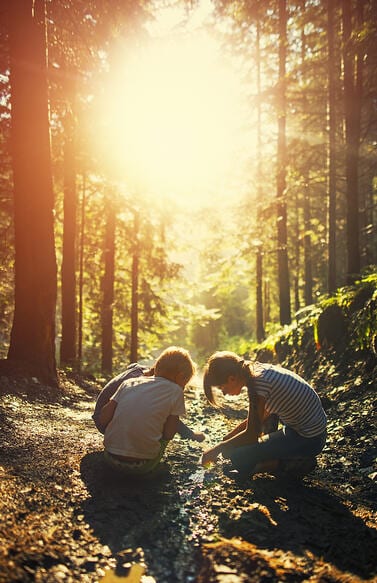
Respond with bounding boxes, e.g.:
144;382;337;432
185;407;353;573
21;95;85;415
155;346;196;384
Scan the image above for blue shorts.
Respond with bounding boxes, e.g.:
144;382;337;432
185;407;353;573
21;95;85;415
228;427;327;474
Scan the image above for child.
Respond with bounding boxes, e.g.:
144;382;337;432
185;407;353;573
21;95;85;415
201;351;327;478
93;361;205;441
99;346;202;474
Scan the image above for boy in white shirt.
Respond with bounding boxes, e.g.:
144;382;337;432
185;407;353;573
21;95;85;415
99;346;197;474
93;361;204;442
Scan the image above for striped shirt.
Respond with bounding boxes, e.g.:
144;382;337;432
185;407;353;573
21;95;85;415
249;362;327;438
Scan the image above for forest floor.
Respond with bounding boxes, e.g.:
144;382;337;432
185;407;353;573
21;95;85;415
0;361;376;583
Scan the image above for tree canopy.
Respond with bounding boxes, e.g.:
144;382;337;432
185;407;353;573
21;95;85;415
0;0;376;380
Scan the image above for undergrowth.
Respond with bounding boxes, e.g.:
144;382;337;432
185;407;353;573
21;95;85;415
254;270;377;387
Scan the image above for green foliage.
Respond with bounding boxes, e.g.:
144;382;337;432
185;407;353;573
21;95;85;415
254;271;377;369
341;272;377;353
216;335;254;360
189;228;255;360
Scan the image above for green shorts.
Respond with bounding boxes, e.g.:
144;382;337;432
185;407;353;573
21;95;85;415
104;440;169;475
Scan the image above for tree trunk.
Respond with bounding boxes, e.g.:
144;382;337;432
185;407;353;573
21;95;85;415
327;0;337;293
294;190;300;313
256;246;264;342
264;278;271;326
7;0;57;385
354;0;368;269
130;212;140;363
60;110;77;367
255;21;265;342
303;179;313;305
101;201;115;375
77;174;86;368
342;0;362;282
276;0;291;325
300;1;313;307
362;167;376;266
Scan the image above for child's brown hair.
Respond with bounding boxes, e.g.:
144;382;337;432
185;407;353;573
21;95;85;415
155;346;196;384
203;351;262;436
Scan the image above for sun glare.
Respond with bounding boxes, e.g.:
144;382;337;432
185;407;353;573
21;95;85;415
95;6;252;209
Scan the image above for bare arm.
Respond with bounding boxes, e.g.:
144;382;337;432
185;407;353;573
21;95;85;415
98;400;117;431
222;419;248;441
177;419;206;442
223;410;271;440
162;414;179;440
202;395;266;466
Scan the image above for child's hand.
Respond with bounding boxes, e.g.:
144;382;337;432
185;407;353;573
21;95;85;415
192;431;206;443
201;448;218;467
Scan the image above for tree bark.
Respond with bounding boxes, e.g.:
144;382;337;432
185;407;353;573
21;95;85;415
294;189;300;313
303;179;313;305
327;0;337;293
101;201;116;375
300;0;313;307
277;0;291;325
256;246;264;342
7;0;57;385
342;0;362;282
77;174;86;368
255;21;265;341
60;110;77;366
130;212;139;363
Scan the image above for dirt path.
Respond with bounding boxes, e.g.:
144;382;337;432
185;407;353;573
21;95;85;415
0;376;376;582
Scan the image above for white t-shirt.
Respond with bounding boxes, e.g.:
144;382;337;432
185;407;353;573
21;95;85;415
104;376;186;459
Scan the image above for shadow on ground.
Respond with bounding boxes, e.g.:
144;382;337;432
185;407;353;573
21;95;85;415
80;450;377;582
80;451;199;582
217;474;377;580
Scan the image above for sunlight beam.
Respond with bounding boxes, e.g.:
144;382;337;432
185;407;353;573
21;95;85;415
93;5;255;209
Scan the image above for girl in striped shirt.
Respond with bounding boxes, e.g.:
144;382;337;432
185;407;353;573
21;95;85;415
201;351;327;478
